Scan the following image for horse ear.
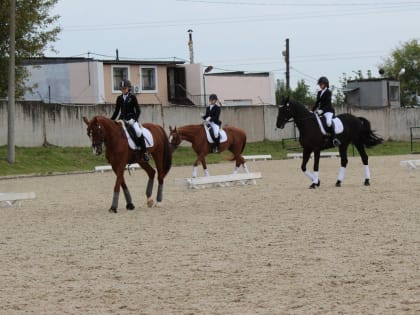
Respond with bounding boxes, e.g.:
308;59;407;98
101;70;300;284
82;116;90;125
169;126;173;132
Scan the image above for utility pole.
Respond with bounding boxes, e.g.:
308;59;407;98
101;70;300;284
8;0;16;164
285;38;290;93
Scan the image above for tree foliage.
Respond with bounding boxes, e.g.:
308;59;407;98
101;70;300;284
275;79;316;106
380;39;420;106
0;0;60;98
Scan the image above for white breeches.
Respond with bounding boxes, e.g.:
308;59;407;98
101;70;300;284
324;112;333;127
129;120;142;137
209;122;220;138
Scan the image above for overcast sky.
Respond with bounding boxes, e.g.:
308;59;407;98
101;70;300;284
50;0;420;93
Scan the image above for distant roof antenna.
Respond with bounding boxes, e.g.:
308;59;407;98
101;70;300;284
188;29;194;64
116;49;119;61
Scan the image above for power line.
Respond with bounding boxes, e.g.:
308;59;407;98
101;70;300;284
176;0;420;6
61;5;420;32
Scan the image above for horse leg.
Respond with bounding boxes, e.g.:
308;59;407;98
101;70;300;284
336;144;349;187
110;168;125;213
121;180;135;210
233;155;248;174
309;150;321;189
140;161;156;207
300;148;316;187
192;158;208;177
354;142;371;186
196;154;209;176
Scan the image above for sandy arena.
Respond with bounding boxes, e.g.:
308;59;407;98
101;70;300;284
0;155;419;314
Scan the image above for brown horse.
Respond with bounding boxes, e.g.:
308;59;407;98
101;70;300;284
169;124;248;177
83;116;172;212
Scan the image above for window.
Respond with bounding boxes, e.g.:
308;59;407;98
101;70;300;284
140;66;157;92
389;85;400;102
111;65;129;92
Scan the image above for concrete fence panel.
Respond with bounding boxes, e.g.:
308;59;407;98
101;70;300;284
1;101;420;147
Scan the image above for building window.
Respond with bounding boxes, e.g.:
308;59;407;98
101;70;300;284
140;66;157;92
112;65;129;92
389;85;400;102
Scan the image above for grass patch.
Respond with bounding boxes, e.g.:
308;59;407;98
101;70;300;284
0;140;413;177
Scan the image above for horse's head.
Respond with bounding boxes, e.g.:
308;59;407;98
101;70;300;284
276;98;294;129
168;126;181;153
83;116;104;155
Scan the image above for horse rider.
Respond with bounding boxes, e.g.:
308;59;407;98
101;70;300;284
202;94;222;153
111;79;149;161
312;76;341;147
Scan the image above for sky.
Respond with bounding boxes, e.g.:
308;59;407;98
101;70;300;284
49;0;420;93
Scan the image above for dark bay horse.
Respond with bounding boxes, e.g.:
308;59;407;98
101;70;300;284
83;116;172;212
276;99;383;188
169;124;248;177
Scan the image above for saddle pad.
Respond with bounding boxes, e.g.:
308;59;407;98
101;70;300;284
118;121;154;150
315;114;344;135
204;125;228;144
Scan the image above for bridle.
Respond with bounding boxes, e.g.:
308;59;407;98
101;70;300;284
169;129;181;149
88;122;105;152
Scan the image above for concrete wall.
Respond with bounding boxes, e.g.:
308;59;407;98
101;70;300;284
1;102;419;147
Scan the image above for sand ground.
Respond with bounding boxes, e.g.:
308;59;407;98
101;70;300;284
0;155;419;315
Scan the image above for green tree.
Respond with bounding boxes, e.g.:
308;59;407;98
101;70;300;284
0;0;60;98
275;78;315;106
380;39;420;106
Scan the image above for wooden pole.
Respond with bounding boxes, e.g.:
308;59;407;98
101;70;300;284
7;0;16;164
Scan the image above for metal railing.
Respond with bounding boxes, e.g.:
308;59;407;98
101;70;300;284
410;126;420;153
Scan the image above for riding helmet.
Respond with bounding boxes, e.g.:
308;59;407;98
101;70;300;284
317;76;329;87
120;79;132;89
209;94;218;101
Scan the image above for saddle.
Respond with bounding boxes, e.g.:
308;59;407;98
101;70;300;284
314;114;344;136
203;124;228;144
117;120;154;150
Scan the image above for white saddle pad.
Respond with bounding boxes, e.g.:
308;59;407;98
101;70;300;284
118;121;154;150
315;114;344;135
204;125;228;144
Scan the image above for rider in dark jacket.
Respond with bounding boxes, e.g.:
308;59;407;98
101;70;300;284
312;76;341;146
202;94;222;153
111;79;149;161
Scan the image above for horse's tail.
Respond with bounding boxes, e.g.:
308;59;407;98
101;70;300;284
161;126;172;177
358;117;383;148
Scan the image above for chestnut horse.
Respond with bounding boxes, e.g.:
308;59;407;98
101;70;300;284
83;116;172;212
169;124;248;177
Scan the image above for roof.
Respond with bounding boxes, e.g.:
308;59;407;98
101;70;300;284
102;59;185;66
22;57;185;66
205;71;270;77
347;77;399;83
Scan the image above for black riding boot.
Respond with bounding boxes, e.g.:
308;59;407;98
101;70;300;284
135;135;149;162
329;123;341;147
213;136;220;153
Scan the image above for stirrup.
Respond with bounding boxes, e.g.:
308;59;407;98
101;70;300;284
333;138;341;147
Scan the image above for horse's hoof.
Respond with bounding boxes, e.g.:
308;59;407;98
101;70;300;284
309;180;320;189
155;202;162;208
126;203;135;210
109;207;117;213
336;180;341;187
364;179;370;186
147;198;154;208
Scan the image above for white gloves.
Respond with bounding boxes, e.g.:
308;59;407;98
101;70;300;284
316;109;323;115
205;116;211;122
128;118;135;125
